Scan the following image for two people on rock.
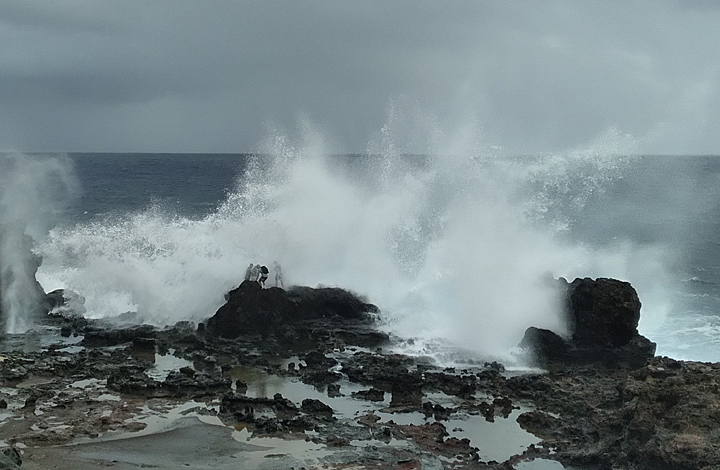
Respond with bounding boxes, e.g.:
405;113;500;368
244;263;264;286
244;261;283;289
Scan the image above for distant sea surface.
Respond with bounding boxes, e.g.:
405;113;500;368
66;153;250;222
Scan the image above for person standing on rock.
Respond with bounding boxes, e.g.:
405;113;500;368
273;261;284;288
249;264;260;283
259;265;269;288
244;263;254;281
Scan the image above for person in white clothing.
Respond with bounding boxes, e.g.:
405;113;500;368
244;263;254;281
273;261;284;288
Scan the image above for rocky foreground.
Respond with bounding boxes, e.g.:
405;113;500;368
0;278;717;469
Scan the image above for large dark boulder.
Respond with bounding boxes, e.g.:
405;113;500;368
205;281;379;340
568;277;641;348
521;277;656;369
519;326;570;364
286;286;379;320
206;280;295;339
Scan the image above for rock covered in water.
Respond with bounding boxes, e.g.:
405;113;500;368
43;288;86;317
520;277;656;368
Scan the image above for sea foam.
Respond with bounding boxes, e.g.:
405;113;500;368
34;119;673;361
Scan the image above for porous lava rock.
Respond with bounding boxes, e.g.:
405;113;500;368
568;277;641;347
206;281;293;338
520;277;656;368
205;280;380;341
286;285;379;320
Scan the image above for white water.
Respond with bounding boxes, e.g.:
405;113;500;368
0;153;79;334
29;117;675;362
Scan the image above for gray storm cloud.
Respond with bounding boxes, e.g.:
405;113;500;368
0;0;719;154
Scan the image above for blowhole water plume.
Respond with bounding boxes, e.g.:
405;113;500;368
0;153;80;334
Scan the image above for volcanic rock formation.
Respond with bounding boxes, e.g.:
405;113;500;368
520;277;656;368
205;280;384;349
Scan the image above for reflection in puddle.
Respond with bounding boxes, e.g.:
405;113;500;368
375;397;539;463
224;366;388;418
514;458;568;469
70;378;102;389
146;353;194;381
16;376;56;389
223;367;543;463
0;328;85;354
231;426;332;467
447;409;539;463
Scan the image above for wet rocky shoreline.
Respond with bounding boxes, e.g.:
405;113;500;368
0;278;718;469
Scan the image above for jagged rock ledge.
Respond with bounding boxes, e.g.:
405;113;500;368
513;276;720;469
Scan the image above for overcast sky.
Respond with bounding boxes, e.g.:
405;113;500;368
1;1;719;154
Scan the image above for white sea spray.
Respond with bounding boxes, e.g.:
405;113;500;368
35;114;675;362
0;153;79;333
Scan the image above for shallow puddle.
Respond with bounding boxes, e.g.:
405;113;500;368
70;400;333;468
0;328;85;354
147;352;194;381
377;389;541;463
70;378;102;388
16;376;56;389
225;366;391;418
447;408;540;463
225;367;543;463
230;427;333;467
514;458;568;469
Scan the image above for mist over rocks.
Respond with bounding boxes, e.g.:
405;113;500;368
0;222;47;333
0;154;80;335
0;223;88;336
520;277;656;369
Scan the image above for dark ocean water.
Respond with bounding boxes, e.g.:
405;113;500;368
568;157;720;361
5;152;720;363
66;153;249;222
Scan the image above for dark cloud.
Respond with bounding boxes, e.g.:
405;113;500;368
0;0;719;154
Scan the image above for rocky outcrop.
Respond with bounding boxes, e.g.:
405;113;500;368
206;281;291;338
509;357;720;470
286;285;379;320
520;277;656;368
43;289;86;317
568;277;641;347
205;281;381;343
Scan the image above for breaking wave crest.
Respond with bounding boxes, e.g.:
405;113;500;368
34;120;670;360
